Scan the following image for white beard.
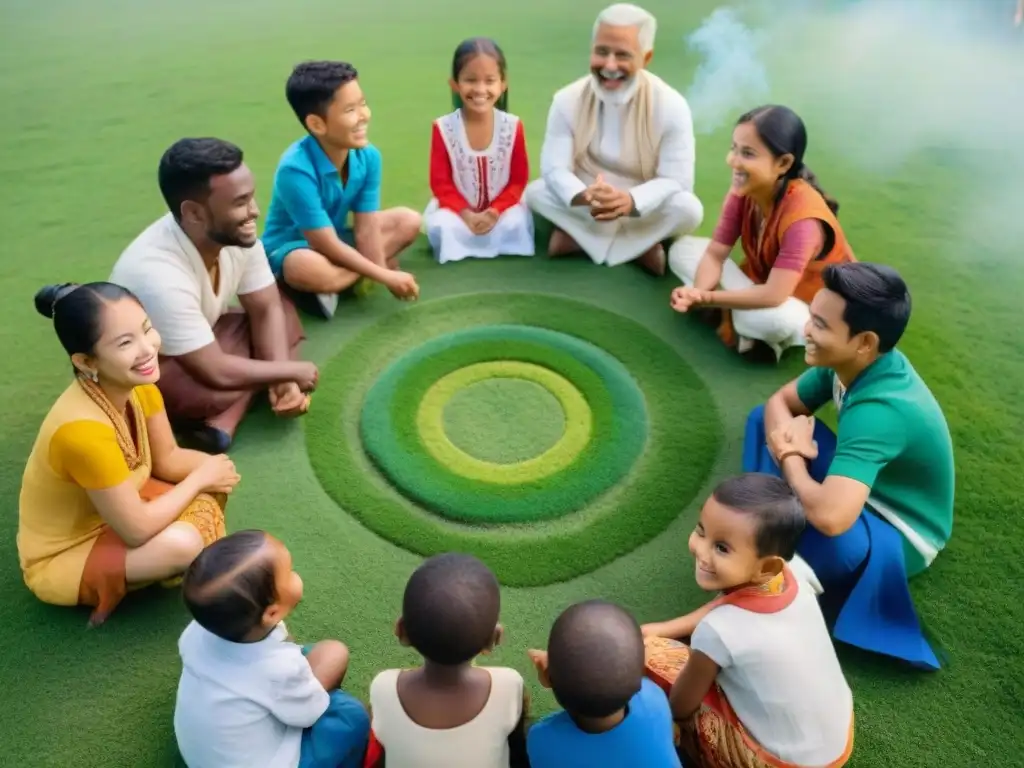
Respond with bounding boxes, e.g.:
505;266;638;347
589;72;639;107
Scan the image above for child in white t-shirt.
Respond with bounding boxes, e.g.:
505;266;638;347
173;530;369;768
366;553;528;768
642;473;854;768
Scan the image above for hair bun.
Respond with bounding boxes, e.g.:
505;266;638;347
34;283;78;319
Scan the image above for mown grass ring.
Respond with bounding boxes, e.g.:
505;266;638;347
307;292;721;586
416;361;593;484
360;324;647;525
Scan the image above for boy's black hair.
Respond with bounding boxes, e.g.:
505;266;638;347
402;552;500;665
822;262;911;354
285;60;359;128
182;530;275;642
546;600;644;719
712;474;806;560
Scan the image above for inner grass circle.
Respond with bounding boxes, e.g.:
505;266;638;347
442;377;565;463
307;291;722;586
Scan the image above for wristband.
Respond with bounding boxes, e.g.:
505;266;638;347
777;450;808;464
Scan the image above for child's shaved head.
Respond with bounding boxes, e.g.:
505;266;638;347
402;552;501;665
547;600;644;718
182;530;276;642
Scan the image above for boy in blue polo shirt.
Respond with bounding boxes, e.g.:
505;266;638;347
527;601;681;768
262;60;422;319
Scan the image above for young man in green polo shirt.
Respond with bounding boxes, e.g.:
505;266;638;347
744;262;954;669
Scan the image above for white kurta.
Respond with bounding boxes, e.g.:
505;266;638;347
668;236;811;358
424;109;535;264
526;74;704;267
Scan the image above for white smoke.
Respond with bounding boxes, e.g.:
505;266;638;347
684;7;770;134
682;0;1024;251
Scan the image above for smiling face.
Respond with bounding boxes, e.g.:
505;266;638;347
726;120;794;200
804;287;866;369
590;22;650;93
688;494;767;592
312;78;371;150
452;52;506;116
72;298;161;389
198;164;260;248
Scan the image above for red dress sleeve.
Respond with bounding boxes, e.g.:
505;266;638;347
711;193;743;247
489;121;529;214
429;123;471;213
773;219;825;272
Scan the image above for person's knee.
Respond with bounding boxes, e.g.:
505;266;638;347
524;178;548;211
763;302;809;345
316;639;350;669
164;522;206;570
667;235;710;283
664;190;704;234
391;207;423;244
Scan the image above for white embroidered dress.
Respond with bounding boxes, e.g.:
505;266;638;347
424;108;534;264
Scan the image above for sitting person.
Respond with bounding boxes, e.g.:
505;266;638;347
110;138;319;454
174;530;370;768
18;283;237;627
366;552;527;768
262;60;422;319
669;105;856;362
424;37;534;264
644;473;854;768
744;262;953;669
525;3;704;274
527;600;681;767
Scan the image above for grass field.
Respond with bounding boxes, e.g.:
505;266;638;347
1;0;1022;765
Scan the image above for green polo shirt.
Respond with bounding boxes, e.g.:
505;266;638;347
796;350;955;577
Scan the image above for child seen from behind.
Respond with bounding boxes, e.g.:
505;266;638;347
526;600;682;767
173;530;369;768
366;552;528;767
643;473;854;768
424;38;535;264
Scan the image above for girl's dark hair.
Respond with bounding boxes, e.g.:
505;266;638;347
450;37;509;113
737;105;839;215
182;530;276;643
712;473;805;561
34;282;142;358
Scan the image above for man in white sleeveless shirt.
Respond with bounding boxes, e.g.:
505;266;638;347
526;4;704;275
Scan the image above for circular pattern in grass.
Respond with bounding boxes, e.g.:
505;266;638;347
306;292;722;587
442;372;567;463
360;325;646;523
420;360;591;480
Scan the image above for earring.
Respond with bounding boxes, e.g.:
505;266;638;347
90;371;99;383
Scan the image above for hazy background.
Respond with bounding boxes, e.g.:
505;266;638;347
682;0;1024;255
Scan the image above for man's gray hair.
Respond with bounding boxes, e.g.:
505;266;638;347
593;4;657;54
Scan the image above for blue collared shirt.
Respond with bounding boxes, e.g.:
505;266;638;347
262;134;381;257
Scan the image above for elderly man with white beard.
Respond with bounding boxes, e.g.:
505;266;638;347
525;4;704;275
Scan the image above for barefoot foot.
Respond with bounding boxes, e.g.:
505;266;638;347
547;229;582;257
636;244;666;276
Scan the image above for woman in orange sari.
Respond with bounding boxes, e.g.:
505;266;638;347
18;282;238;626
668;105;855;362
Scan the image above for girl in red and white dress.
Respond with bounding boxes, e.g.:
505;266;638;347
424;38;534;264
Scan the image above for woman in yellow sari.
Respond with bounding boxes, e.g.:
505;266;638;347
18;282;239;626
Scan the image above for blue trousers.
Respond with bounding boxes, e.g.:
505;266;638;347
298;689;370;768
297;645;370;768
743;405;940;670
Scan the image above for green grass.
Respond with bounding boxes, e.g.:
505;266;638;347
315;295;718;583
357;315;656;526
444;378;565;463
0;0;1021;766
